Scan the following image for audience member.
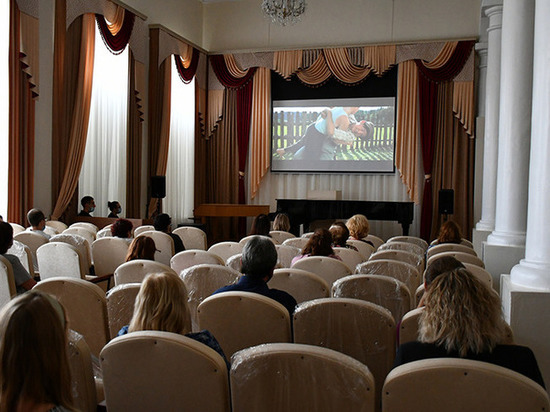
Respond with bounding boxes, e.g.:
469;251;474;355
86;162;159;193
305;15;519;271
249;214;271;237
213;236;297;315
153;213;185;254
0;291;74;411
435;220;462;244
26;208;51;240
329;222;357;250
0;222;36;293
394;267;545;388
272;213;291;232
118;272;227;362
346;214;374;247
291;228;342;266
107;201;122;218
111;218;133;242
418;256;465;307
78;196;95;217
125;236;157;262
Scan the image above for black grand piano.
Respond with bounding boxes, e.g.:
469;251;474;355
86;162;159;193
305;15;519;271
275;199;414;236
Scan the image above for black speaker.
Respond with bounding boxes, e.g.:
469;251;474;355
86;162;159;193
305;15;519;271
151;176;166;199
439;189;454;215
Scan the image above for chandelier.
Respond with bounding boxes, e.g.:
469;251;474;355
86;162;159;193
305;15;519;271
261;0;306;26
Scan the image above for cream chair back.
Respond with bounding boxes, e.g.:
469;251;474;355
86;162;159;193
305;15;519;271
137;231;174;266
269;230;295;244
387;236;429;251
346;239;375;260
170;250;225;274
92;237;130;277
64;227;96;246
370;249;424;276
239;235;277;247
37;242;87;280
70;222;99;233
173;226;207;250
50;233;92;270
365;234;384;250
0;256;16;307
114;259;176;286
133;225;154;237
100;331;230;412
275;244;301;268
270;268;330;304
356;259;420;296
46;220;68;233
333;247;365;271
9;223;25;235
68;330;98;412
14;231;48;271
398;307;424;346
426;243;477;259
231;343;375;412
292;256;352;287
208;241;243;263
106;283;141;339
378;241;425;258
427;251;485;268
226;253;242;272
197;291;291;358
282;237;309;250
7;240;35;278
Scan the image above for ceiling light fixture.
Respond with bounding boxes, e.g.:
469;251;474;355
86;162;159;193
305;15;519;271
261;0;306;26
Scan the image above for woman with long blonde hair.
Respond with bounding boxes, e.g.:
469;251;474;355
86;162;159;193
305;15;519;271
394;268;545;387
0;292;75;411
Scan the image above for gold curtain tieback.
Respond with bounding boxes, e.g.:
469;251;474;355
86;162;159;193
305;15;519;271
424;174;432;182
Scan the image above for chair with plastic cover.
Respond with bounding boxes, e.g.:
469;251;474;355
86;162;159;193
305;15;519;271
46;220;68;233
333;247;366;271
382;358;550;412
0;255;16;308
426;243;477;260
387;236;429;251
365;234;384;250
170;250;225;274
114;259;176;286
302;232;314;238
198;291;291;358
9;222;25;235
294;297;395;408
346;239;375;260
225;253;242;272
430;238;474;248
275;244;301;268
100;331;230;412
37;242;89;281
208;241;243;263
133;225;154;237
239;235;277;247
34;277;109;357
378;241;425;258
427;251;485;268
462;263;493;287
14;231;48;272
356;259;420;297
180;264;241;332
332;274;411;323
370;249;424;277
230;343;376;412
173;226;208;250
96;227;113;239
292;256;352;287
106;283;141;338
68;330;99;412
398;307;424;346
51;233;93;271
269;230;295;244
270;268;330;304
92;237;130;278
64;227;96;247
136;231;174;266
70;222;99;233
7;240;35;279
282;237;309;250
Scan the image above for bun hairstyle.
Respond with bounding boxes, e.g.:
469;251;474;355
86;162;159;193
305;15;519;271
108;201;120;211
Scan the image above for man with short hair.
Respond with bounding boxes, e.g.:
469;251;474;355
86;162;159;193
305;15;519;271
26;209;51;240
213;236;297;315
78;196;96;217
153;213;185;254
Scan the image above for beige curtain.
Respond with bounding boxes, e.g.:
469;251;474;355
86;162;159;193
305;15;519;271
51;13;95;220
273;50;302;79
324;48;372;84
363;45;396;76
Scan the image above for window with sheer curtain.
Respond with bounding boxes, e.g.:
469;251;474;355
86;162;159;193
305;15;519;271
79;22;129;217
164;55;195;223
0;0;9;218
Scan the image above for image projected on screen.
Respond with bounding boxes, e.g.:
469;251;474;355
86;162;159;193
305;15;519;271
271;97;395;173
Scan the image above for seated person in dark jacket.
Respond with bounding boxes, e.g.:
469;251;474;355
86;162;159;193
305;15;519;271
394;267;545;388
77;195;95;217
153;213;185;254
213;236;297;315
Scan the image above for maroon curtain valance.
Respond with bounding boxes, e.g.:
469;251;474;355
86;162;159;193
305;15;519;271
95;12;135;54
210;55;257;89
174;48;200;84
415;41;475;83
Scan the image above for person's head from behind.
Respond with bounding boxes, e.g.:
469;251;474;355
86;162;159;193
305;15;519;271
80;196;95;213
346;214;370;240
249;214;271;237
241;236;278;281
272;213;290;232
126;236;156;261
420;267;507;357
0;291;72;411
0;222;14;254
329;222;350;247
303;228;334;257
424;256;465;290
111;218;133;238
154;213;172;233
437;220;462;244
108;201;121;215
27;208;46;230
129;272;191;334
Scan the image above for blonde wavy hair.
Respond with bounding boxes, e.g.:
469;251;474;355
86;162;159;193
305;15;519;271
129;272;191;334
346;214;370;239
420;268;507;357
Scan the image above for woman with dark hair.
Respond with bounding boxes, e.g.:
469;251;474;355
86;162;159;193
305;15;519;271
329;222;357;250
0;292;75;411
125;236;157;262
111;218;133;241
436;220;463;244
0;222;36;294
249;214;271;237
108;201;122;218
291;228;342;265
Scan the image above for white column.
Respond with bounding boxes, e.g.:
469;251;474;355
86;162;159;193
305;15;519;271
475;4;503;232
510;0;550;291
475;43;488;117
486;0;535;247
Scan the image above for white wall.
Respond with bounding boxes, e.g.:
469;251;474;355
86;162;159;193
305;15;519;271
203;0;481;52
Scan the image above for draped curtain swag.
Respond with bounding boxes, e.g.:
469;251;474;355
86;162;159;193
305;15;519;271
95;9;135;54
174;47;200;84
